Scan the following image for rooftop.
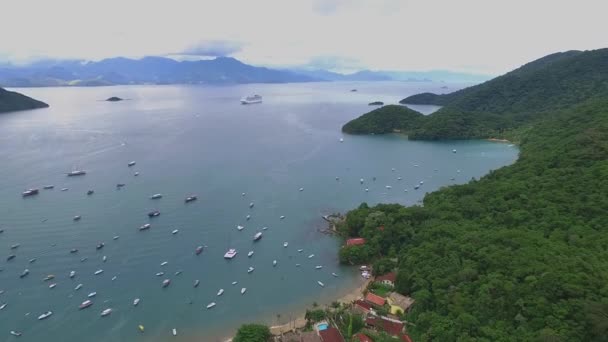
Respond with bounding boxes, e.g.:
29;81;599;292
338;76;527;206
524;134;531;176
376;272;397;283
388;292;415;311
354;333;374;342
346;238;366;246
319;327;345;342
366;316;404;336
365;292;386;307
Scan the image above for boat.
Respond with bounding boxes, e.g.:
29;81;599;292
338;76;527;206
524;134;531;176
61;188;69;191
111;276;117;281
253;232;262;241
193;280;200;288
339;138;344;142
299;187;304;191
87;190;94;195
317;281;325;287
150;194;162;199
148;210;160;218
69;271;76;278
67;170;86;176
224;249;237;259
7;255;15;261
283;242;288;247
20;269;29;278
332;273;338;277
22;189;39;197
160;261;168;266
172;328;177;336
43;275;55;281
240;94;262;104
94;269;103;275
385;185;392;189
101;308;112;317
96;242;104;250
70;248;79;253
139;325;145;332
162;279;171;288
397;177;402;180
247;251;254;257
280;215;285;219
10;244;20;249
185;195;197;203
116;183;126;188
73;215;81;221
174;271;182;276
102;256;107;262
49;283;57;289
79;300;93;310
452;149;457;153
420;181;424;184
88;292;97;298
247;266;255;273
262;226;268;230
134;172;139;176
37;311;53;320
128;161;136;167
206;302;216;309
249;202;254;208
242;192;246;196
75;284;83;290
133;298;140;306
246;215;251;221
241;288;247;294
156;272;164;276
0;303;6;310
172;229;179;235
297;249;303;252
43;185;55;190
273;260;277;267
113;235;120;240
315;266;323;269
80;257;87;262
10;331;22;337
308;254;314;258
217;289;224;296
414;185;420;190
231;281;238;285
139;223;151;231
237;225;244;231
195;246;203;255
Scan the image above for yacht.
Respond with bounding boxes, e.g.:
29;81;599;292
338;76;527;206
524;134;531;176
133;298;140;306
139;223;151;231
69;271;76;278
193;280;200;288
43;185;55;190
38;311;53;320
73;215;81;221
185;195;197;203
240;288;247;294
88;292;97;298
22;189;39;197
162;279;171;288
206;302;216;309
148;210;160;218
315;266;323;269
160;261;168;266
79;300;93;310
253;232;262;241
240;95;262;104
217;289;224;296
43;275;55;281
224;249;237;259
247;266;255;273
195;246;203;255
20;269;30;278
49;283;57;289
10;331;22;337
172;229;179;235
67;170;86;176
101;308;112;317
248;251;254;257
74;284;83;290
128;161;136;167
317;281;325;287
150;194;162;199
332;273;338;277
273;260;277;267
283;242;288;247
94;269;103;275
237;225;245;231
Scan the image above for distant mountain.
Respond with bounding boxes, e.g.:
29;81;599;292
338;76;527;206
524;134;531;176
290;68;491;83
0;87;48;113
0;57;318;87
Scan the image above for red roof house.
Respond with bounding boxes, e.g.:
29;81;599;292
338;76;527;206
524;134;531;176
353;299;372;314
376;272;397;286
319;327;345;342
346;238;366;246
401;334;413;342
354;333;374;342
365;292;386;307
365;316;405;336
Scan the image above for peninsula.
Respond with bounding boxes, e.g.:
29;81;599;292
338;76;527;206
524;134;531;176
0;87;48;113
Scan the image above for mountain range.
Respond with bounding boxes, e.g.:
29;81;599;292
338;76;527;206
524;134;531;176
0;56;491;87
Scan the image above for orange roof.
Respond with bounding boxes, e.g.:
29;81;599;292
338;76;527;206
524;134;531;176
365;292;386;306
346;238;366;246
354;299;372;312
365;317;404;336
376;272;397;283
355;333;374;342
319;327;345;342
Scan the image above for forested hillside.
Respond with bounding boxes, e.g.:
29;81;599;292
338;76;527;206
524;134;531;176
0;87;48;113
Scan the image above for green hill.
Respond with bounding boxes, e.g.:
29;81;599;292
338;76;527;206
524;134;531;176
0;87;48;113
342;105;425;134
336;49;608;341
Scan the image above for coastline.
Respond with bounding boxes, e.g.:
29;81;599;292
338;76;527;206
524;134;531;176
487;138;511;143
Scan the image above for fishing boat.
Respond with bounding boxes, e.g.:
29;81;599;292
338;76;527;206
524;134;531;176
94;269;103;275
102;256;107;262
193;280;200;288
0;303;6;310
172;229;179;235
317;281;325;287
79;300;93;310
139;325;145;332
224;249;237;259
49;283;57;289
101;308;112;317
332;273;338;277
43;185;55;190
237;225;244;231
10;331;21;337
148;210;160;218
308;254;315;258
247;251;254;257
315;266;323;269
67;170;86;176
283;242;288;247
240;94;262;104
20;269;29;278
43;275;55;281
280;215;285;219
241;288;247;294
253;232;262;241
128;161;136;167
7;255;15;261
247;266;255;273
37;311;53;320
75;284;83;290
156;272;164;276
88;292;97;298
160;261;168;266
22;189;39;197
162;279;171;288
273;260;277;266
87;190;94;195
139;223;151;231
206;302;216;309
217;289;224;296
133;298;140;306
73;215;81;221
185;195;197;203
195;246;203;255
96;242;104;250
150;194;162;199
246;215;251;221
172;328;177;336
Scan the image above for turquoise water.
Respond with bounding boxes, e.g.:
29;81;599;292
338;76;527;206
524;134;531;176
0;82;518;341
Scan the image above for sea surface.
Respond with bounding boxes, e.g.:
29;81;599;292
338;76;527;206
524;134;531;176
0;82;518;341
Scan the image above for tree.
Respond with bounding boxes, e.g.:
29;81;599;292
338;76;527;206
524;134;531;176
233;324;271;342
372;257;396;276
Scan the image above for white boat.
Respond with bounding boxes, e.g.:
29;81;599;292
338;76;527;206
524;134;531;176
339;138;344;142
365;188;369;192
315;266;323;269
317;281;325;287
73;215;81;221
94;269;103;275
224;249;238;259
139;223;151;231
262;226;268;230
162;279;171;288
172;328;177;336
67;170;86;176
88;292;97;298
240;288;247;294
253;232;262;241
283;242;288;247
273;260;277;266
194;280;200;288
332;273;338;277
61;188;69;191
101;308;112;317
297;249;303;252
308;254;314;258
247;267;255;273
111;276;117;281
133;298;140;306
397;177;402;180
299;188;304;191
232;281;238;285
49;283;57;289
10;331;22;337
280;216;285;219
134;172;140;176
296;264;301;267
79;300;93;310
43;274;55;281
29;258;36;263
38;311;53;320
156;272;164;276
160;261;168;266
249;202;254;208
172;229;179;235
217;289;224;296
150;194;162;199
246;215;251;220
0;303;6;310
360;178;364;184
241;192;246;196
206;302;216;309
247;251;254;257
128;161;136;167
452;149;457;153
113;235;119;240
102;256;107;262
75;284;83;290
237;225;244;231
385;185;392;189
240;95;262;104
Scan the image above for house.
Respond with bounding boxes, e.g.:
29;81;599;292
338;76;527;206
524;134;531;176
319;327;345;342
387;292;415;315
354;333;374;342
365;292;386;307
300;331;322;342
346;238;366;246
353;299;373;314
365;316;405;337
375;272;397;287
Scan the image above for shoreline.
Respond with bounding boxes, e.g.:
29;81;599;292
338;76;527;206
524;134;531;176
487;138;511;143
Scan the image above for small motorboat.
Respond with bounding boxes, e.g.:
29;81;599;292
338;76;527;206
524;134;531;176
79;300;93;310
148;210;160;218
308;254;315;259
299;187;304;191
134;172;139;176
240;288;247;295
283;242;288;247
22;189;39;197
237;225;244;231
101;308;112;317
81;257;87;262
253;232;262;241
397;177;402;181
332;273;338;277
116;183;126;188
10;244;20;249
339;138;344;142
315;266;323;269
317;281;325;287
247;251;254;257
20;269;30;278
139;223;151;231
156;272;164;276
280;216;285;220
206;302;216;309
43;185;55;190
75;284;83;290
38;311;53;320
414;185;420;190
94;269;103;275
385;185;392;189
7;255;16;261
111;276;117;281
245;215;251;221
193;280;200;288
217;289;224;296
185;195;197;203
171;229;179;235
150;194;162;199
452;149;457;153
160;261;168;266
10;331;22;337
249;202;254;208
70;248;79;254
247;267;255;273
73;215;81;221
49;283;57;289
88;292;97;298
61;188;69;191
102;256;107;262
139;325;145;332
0;303;6;310
128;161;136;167
69;271;76;278
67;170;86;176
162;279;171;288
273;260;277;267
113;235;120;240
43;275;55;281
232;281;238;285
96;242;104;250
195;246;203;255
87;190;94;195
241;192;246;196
133;298;140;306
297;249;303;253
174;271;182;276
296;264;301;267
172;328;177;336
365;188;369;192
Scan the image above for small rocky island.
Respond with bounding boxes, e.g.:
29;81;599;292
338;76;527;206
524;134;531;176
105;96;124;102
368;101;384;106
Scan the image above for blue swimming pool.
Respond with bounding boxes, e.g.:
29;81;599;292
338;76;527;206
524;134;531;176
317;323;329;331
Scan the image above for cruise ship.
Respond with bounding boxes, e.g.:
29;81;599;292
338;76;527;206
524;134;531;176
240;95;262;104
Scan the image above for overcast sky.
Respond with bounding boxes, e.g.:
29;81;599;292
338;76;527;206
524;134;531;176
1;0;606;74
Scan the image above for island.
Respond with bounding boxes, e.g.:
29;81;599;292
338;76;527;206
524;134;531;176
0;87;49;114
105;96;124;102
368;101;384;106
234;48;608;342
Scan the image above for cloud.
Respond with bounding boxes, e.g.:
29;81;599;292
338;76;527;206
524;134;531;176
178;40;244;57
303;55;364;73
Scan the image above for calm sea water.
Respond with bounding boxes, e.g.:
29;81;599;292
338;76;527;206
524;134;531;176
0;82;517;341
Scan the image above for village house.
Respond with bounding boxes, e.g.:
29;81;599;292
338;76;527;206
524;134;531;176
365;292;386;308
375;272;396;287
346;238;366;246
318;327;345;342
387;292;415;316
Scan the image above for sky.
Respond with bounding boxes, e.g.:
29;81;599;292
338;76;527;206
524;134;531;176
1;0;606;74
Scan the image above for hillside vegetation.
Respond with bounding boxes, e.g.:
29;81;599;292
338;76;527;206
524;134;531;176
342;105;424;134
0;87;48;113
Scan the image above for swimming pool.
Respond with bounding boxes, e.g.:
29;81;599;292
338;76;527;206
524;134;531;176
317;323;329;331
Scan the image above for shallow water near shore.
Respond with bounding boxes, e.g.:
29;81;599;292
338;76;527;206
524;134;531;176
0;82;518;341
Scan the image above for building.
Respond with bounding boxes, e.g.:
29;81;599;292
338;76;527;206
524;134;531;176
319;327;345;342
346;238;366;246
365;316;405;337
354;333;374;342
375;272;397;287
365;292;386;307
353;299;373;315
387;292;415;315
300;331;322;342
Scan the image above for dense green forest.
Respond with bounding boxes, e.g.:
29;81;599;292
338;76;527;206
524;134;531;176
343;49;608;140
0;87;48;113
336;49;608;341
342;105;424;134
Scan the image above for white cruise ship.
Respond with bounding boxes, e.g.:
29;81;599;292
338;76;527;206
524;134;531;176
240;95;262;104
